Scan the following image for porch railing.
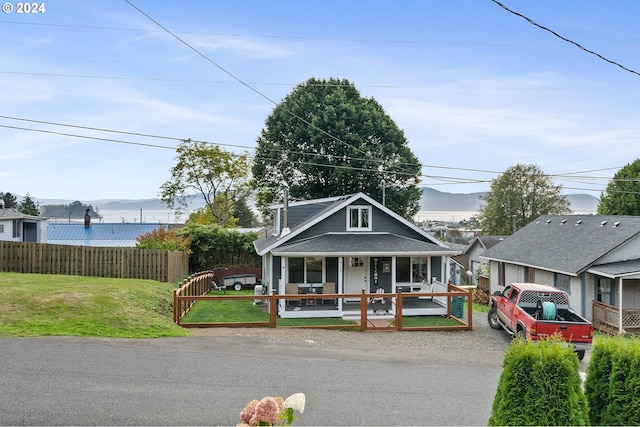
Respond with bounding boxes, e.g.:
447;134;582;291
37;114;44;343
592;300;640;335
174;283;473;331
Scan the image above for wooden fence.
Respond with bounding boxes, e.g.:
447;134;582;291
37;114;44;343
174;285;473;332
0;241;189;282
173;271;216;323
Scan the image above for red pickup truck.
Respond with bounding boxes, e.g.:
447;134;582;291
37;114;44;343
488;283;593;359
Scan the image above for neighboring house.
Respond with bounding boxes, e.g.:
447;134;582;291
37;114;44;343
0;204;48;243
462;236;507;285
254;192;461;319
481;215;640;333
47;222;170;247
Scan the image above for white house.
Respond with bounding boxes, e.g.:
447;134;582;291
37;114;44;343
0;202;48;243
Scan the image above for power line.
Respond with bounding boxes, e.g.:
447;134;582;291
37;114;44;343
123;0;384;166
491;0;640;77
0;116;619;194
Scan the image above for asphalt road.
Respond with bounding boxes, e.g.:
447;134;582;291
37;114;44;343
0;325;517;426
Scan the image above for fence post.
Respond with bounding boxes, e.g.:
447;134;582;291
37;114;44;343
396;289;403;330
173;288;179;324
360;289;367;331
466;287;473;329
270;291;277;328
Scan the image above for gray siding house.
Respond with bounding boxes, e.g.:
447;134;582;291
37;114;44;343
463;235;506;284
254;193;460;319
481;215;640;334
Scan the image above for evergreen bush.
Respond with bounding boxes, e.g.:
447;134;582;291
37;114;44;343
489;337;588;426
584;335;617;425
600;338;640;426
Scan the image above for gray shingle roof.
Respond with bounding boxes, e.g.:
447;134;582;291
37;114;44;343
589;259;640;278
0;208;46;221
480;215;640;275
272;233;456;256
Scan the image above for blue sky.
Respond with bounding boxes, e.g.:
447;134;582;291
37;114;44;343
1;0;639;202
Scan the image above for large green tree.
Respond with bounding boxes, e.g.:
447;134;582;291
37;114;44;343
18;193;39;216
160;140;251;227
598;159;640;215
0;192;18;208
478;163;570;235
252;77;422;219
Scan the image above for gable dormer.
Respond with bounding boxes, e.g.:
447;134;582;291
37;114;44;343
346;204;372;231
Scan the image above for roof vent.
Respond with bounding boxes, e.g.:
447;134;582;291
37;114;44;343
546;219;552;224
575;220;582;225
561;219;567;224
612;221;620;228
600;221;607;227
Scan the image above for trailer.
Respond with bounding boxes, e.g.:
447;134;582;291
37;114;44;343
222;274;257;291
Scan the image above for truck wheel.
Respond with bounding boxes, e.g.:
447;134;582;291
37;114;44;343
488;308;502;329
233;282;243;291
515;328;526;341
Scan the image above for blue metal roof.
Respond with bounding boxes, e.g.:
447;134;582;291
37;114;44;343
47;223;170;247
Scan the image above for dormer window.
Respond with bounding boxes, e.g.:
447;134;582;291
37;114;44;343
347;206;371;231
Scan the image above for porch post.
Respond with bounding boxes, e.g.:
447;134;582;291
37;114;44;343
618;276;624;335
338;257;343;313
280;257;287;313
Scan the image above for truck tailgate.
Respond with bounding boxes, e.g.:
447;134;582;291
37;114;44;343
535;321;593;343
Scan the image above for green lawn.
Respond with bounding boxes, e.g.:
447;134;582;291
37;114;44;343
0;272;189;338
0;272;490;337
181;289;481;328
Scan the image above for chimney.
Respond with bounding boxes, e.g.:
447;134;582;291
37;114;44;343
280;184;290;238
0;199;4;210
84;209;91;227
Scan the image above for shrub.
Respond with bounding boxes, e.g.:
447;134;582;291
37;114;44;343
599;337;640;426
584;335;618;425
489;337;588;426
136;226;191;254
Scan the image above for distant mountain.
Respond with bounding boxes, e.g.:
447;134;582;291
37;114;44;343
34;189;599;216
419;187;599;213
34;198;169;211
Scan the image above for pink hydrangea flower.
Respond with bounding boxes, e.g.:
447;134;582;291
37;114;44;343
254;396;280;425
239;399;258;424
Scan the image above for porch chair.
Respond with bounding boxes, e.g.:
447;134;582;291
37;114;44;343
321;282;336;304
285;283;299;306
371;288;388;314
420;281;433;301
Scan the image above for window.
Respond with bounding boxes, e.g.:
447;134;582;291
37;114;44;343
396;257;411;282
597;278;613;305
288;258;304;283
509;288;519;304
411;257;428;282
12;219;21;238
347;206;371;231
306;257;323;283
288;257;323;284
554;273;571;294
349;257;364;267
0;224;4;233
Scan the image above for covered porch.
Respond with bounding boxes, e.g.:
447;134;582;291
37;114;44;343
278;280;452;319
589;260;640;335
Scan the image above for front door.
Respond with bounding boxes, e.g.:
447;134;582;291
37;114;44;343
344;256;369;301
